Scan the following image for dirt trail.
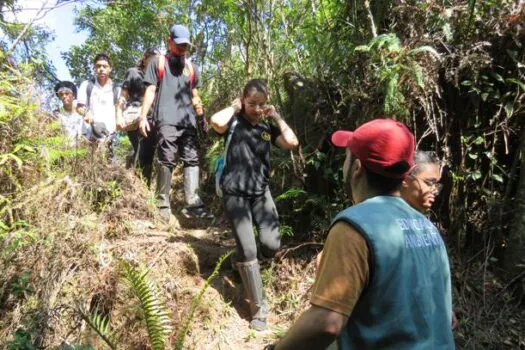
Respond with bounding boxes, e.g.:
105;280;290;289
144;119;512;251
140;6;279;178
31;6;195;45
115;216;312;350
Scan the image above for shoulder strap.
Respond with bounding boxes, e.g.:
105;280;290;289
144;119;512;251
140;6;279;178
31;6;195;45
223;117;239;169
86;80;94;108
158;55;166;83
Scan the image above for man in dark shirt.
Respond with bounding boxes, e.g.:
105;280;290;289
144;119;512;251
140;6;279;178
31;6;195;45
138;24;212;222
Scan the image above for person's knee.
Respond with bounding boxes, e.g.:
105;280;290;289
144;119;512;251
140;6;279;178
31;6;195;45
259;230;281;258
238;244;257;262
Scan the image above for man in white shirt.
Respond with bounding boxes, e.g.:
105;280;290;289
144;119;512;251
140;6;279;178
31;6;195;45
77;53;120;160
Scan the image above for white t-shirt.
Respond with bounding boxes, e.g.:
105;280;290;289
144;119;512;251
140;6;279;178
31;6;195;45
77;79;119;134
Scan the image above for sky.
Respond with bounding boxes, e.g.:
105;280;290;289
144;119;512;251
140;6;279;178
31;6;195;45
6;0;88;81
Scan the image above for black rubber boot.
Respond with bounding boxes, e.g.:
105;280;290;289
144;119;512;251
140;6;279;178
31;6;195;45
236;259;268;331
142;164;153;188
156;165;172;223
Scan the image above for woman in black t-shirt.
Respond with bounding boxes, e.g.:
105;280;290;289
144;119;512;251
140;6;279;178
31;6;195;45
210;79;299;331
116;48;158;185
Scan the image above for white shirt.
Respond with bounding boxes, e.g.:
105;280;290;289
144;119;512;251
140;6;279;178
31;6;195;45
77;79;119;134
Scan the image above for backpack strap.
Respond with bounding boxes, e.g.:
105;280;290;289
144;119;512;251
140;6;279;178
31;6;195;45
86;80;94;108
223;117;239;169
113;85;119;106
158;55;166;83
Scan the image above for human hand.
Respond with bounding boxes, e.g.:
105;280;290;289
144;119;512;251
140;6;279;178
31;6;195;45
192;96;204;116
116;118;125;131
84;113;93;124
139;118;150;137
231;98;242;114
263;105;279;120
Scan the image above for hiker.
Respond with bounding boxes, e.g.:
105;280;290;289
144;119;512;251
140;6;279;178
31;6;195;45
77;53;120;161
53;80;91;144
401;150;459;330
401;150;443;213
138;24;212;221
267;119;454;349
116;48;159;185
210;79;299;331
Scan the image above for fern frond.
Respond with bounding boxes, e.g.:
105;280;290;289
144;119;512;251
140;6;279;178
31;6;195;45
174;250;233;350
408;46;441;60
121;261;173;350
76;303;117;350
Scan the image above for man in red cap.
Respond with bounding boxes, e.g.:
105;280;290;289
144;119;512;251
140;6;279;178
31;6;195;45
268;119;454;349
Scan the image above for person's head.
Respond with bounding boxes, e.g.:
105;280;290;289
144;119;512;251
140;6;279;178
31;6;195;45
241;79;269;123
93;53;112;84
331;119;415;204
401;151;442;212
137;47;159;71
168;24;191;57
54;81;77;109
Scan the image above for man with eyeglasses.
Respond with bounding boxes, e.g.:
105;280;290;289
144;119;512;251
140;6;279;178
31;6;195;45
268;119;454;350
401;151;443;213
138;24;212;222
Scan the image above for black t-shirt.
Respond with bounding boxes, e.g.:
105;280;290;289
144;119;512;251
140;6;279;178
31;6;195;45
143;56;201;128
221;114;281;196
122;67;146;104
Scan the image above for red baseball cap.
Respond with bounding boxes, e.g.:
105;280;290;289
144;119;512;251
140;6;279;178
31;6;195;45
331;119;415;179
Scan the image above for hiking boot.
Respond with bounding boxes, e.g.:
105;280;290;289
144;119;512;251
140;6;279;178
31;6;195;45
237;259;269;331
157;165;172;223
181;205;214;219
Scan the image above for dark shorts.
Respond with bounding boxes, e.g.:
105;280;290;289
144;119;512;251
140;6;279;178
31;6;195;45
157;125;199;168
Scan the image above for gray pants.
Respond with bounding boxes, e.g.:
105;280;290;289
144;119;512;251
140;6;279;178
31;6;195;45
224;190;281;262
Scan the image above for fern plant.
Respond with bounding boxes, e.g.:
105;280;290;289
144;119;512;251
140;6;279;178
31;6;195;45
173;250;233;350
121;261;173;350
77;303;117;350
355;33;441;116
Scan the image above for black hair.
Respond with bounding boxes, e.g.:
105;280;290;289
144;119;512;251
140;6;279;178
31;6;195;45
53;81;77;98
412;151;440;175
137;48;159;71
242;79;269;98
351;156;404;194
94;53;112;67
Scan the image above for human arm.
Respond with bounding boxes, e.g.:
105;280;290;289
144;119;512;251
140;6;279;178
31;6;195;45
273;222;369;349
138;84;156;137
116;88;129;131
264;106;299;150
191;88;204;117
210;98;242;134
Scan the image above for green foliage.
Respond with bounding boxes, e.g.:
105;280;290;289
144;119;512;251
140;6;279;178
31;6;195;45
77;304;117;350
121;260;173;350
173;250;233;350
6;328;37;350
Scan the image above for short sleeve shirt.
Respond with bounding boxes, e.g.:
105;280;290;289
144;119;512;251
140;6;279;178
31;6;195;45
310;221;370;317
220;114;281;196
77;79;119;134
143;56;201;128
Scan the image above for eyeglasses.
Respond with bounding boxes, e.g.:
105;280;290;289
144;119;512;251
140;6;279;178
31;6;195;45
409;175;443;194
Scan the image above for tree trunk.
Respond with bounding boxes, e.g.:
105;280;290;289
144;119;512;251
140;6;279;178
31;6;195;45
504;120;525;277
